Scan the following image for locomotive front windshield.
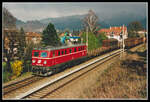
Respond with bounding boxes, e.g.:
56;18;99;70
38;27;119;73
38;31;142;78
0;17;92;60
41;52;47;57
34;52;39;57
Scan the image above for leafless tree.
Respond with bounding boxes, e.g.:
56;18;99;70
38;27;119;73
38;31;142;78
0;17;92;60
3;7;16;29
82;9;99;34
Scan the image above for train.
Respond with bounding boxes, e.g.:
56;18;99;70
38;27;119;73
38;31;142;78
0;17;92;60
31;37;146;76
32;44;87;76
124;37;145;48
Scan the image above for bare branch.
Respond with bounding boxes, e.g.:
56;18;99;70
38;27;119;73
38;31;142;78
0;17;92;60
82;9;99;33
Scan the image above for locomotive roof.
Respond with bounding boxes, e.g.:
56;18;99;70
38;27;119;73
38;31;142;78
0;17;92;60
34;44;86;51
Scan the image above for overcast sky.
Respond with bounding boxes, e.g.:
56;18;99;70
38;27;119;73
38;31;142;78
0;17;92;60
3;2;147;22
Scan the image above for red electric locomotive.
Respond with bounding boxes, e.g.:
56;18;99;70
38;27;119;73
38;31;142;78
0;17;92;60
32;44;87;76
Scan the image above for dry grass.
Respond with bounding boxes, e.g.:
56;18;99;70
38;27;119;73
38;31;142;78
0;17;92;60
81;45;147;99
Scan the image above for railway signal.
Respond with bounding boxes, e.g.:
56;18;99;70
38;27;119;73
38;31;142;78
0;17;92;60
120;24;125;59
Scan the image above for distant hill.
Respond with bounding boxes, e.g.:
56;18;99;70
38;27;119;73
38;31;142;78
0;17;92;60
97;11;147;29
16;20;47;32
39;14;110;31
15;13;146;32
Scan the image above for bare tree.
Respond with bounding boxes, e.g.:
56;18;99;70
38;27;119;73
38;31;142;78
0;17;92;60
82;9;99;34
3;7;16;29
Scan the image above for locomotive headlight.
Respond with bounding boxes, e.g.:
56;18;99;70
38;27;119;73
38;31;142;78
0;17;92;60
38;60;41;63
32;60;36;63
44;61;47;64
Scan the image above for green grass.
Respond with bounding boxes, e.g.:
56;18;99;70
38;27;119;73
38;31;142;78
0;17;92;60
3;71;12;83
20;72;32;77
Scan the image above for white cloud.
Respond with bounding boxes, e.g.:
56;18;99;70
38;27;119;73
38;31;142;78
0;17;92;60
3;2;147;22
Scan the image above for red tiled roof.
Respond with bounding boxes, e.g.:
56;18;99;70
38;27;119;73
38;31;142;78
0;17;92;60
26;32;41;37
60;33;65;37
98;26;127;36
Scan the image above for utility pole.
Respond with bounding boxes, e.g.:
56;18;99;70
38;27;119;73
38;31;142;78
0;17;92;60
86;27;88;52
120;24;125;59
122;24;125;57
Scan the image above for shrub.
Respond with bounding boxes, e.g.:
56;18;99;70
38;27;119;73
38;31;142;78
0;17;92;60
81;32;101;51
11;60;23;78
2;62;7;72
3;71;12;83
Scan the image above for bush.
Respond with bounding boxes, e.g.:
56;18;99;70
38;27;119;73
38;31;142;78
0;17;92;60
81;32;101;51
3;71;12;83
24;60;32;72
2;62;7;72
11;60;23;78
97;32;108;47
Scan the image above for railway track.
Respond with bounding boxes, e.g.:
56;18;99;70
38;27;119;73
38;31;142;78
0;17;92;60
3;44;144;99
14;49;124;99
3;48;120;99
3;76;44;96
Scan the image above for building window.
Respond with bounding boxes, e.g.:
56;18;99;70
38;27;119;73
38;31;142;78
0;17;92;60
110;32;114;37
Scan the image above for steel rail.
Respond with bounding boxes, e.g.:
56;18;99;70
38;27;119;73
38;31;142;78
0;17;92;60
15;49;123;99
3;76;43;95
40;50;122;99
3;76;34;88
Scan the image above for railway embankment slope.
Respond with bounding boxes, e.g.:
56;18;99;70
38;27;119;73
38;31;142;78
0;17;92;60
80;44;147;99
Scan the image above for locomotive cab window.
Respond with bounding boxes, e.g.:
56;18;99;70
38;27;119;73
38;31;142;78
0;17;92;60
58;51;60;56
41;52;47;57
69;49;72;53
53;51;55;57
65;50;67;54
78;47;80;51
62;50;64;55
74;48;76;52
34;52;39;57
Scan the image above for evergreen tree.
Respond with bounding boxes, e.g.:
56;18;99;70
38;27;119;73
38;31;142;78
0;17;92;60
97;32;108;47
23;41;35;72
18;27;26;60
81;32;100;51
42;23;61;46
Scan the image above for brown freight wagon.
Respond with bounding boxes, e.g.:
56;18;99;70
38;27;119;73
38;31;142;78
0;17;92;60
102;38;118;48
125;37;144;48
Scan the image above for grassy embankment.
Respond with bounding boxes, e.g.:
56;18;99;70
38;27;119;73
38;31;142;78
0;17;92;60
81;44;147;98
3;61;32;83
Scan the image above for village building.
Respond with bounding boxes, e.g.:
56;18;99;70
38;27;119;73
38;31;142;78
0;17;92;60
98;26;128;42
137;30;147;37
59;32;80;45
3;29;20;61
25;32;42;44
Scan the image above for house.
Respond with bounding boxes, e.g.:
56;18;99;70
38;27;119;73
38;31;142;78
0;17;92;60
98;25;128;42
59;32;80;45
137;30;147;37
25;32;42;44
3;29;20;61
